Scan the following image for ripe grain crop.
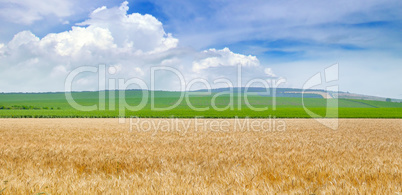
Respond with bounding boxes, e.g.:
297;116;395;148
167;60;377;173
0;118;401;194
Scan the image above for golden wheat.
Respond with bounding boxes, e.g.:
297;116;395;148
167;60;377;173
0;118;401;194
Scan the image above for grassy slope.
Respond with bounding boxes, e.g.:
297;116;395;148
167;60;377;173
0;91;401;118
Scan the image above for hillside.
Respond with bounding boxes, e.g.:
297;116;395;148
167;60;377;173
0;89;401;118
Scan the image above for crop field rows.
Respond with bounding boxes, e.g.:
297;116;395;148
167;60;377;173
0;118;401;194
1;91;402;118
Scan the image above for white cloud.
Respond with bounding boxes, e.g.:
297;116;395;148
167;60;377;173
8;31;39;49
192;47;259;72
0;2;276;92
188;47;277;89
62;20;70;25
77;1;178;54
0;0;73;24
40;26;116;57
264;68;275;77
0;43;5;56
50;65;68;78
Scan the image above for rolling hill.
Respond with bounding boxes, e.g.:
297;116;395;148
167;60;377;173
0;88;401;118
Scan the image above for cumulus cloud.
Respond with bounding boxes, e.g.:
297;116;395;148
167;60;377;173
189;47;276;89
0;1;276;92
192;47;259;72
77;1;178;54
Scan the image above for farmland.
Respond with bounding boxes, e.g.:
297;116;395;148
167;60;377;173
0;118;401;194
0;90;401;118
1;90;401;193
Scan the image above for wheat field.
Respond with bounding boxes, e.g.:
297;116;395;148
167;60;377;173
0;118;401;194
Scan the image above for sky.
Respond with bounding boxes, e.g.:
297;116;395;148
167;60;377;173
0;0;401;99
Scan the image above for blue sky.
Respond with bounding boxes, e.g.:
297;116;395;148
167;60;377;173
0;0;401;98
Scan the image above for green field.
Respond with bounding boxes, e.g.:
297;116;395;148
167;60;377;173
0;90;401;118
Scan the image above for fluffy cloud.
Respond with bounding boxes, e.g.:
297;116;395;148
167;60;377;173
191;47;276;88
192;47;259;72
77;2;178;54
0;1;276;92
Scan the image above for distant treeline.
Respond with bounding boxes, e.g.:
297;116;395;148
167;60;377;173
0;105;61;110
